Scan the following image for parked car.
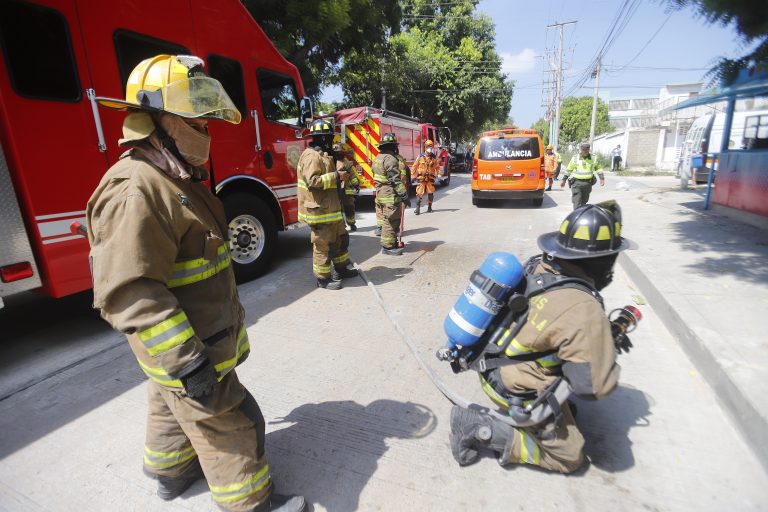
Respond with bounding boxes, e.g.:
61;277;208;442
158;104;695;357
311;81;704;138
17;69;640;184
471;128;545;207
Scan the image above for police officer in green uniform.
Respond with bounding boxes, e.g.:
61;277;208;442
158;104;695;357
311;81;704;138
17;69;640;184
561;143;604;209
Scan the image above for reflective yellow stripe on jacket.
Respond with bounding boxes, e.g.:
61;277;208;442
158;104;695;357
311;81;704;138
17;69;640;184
500;328;562;368
139;311;195;357
168;245;231;288
566;156;599;180
298;211;344;224
210;464;271;505
138;324;249;388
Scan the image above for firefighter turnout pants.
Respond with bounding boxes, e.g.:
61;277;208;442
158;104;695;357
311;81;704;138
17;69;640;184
310;221;350;278
570;180;593;209
144;371;273;511
343;195;356;227
416;181;436;202
376;202;402;248
499;402;584;473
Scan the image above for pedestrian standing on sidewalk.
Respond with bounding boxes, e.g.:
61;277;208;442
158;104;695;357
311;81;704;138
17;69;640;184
612;144;622;171
450;200;632;474
561;142;604;209
412;140;439;214
297;119;358;290
87;54;306;512
373;133;410;255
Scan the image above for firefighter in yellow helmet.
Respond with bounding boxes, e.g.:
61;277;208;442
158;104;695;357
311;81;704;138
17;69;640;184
87;55;306;512
297;119;358;289
373;132;410;255
332;143;362;231
412;139;439;214
450;201;633;474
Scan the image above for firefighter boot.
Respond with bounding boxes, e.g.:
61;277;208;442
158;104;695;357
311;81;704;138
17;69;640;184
317;277;342;290
427;203;433;213
381;246;404;256
449;405;513;466
374;226;382;236
348;223;357;232
333;264;359;279
414;201;421;215
216;493;308;512
144;460;205;501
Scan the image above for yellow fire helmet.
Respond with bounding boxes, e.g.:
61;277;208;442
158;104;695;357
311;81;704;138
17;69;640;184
97;54;241;124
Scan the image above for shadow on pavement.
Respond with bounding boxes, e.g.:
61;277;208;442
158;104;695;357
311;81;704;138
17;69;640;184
475;195;559;210
265;399;437;512
576;384;652;473
666;215;768;283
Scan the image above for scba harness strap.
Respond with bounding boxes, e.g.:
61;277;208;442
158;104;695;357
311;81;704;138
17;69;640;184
471;255;604;417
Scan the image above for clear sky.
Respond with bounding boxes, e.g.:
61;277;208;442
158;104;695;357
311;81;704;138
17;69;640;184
320;1;749;129
478;0;749;127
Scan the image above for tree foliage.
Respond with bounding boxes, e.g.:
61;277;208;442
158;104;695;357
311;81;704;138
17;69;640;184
531;118;550;146
243;0;401;96
331;0;513;140
558;97;611;144
665;0;768;84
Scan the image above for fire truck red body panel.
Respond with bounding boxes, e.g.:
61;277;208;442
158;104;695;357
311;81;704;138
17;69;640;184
0;0;307;303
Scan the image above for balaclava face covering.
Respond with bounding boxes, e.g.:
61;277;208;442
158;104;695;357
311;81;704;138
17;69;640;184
158;113;211;166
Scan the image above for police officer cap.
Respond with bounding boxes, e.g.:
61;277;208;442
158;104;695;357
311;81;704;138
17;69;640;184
579;142;591;150
537;200;634;259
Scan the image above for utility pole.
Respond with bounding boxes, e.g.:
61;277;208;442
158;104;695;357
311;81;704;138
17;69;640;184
589;57;602;148
381;87;387;110
547;20;576;153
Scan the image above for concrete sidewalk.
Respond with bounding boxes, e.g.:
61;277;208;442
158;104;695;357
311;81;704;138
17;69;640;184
611;175;768;470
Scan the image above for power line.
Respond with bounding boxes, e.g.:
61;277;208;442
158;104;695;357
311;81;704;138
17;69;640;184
611;13;673;72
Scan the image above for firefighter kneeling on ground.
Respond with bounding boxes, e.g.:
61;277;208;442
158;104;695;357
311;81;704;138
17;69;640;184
333;143;361;232
297;119;359;290
412;140;439;215
373;132;411;255
88;54;306;511
450;200;632;473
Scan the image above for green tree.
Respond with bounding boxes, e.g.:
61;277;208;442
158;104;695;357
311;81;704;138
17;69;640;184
333;0;513;140
243;0;401;97
666;0;768;85
531;118;550;146
558;96;611;144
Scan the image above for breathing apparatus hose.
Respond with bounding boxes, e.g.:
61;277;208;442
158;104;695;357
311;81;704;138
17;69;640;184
356;265;572;428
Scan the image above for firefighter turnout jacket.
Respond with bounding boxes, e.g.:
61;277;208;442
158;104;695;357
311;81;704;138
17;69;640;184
484;259;618;472
337;157;361;196
373;153;408;204
297;146;344;225
87;146;248;388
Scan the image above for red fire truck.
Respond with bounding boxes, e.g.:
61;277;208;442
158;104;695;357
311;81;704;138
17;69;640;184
332;107;451;193
0;0;313;307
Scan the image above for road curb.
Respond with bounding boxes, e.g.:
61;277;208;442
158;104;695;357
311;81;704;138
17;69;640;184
619;252;768;472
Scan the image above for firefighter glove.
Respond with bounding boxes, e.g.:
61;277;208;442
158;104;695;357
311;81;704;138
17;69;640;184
181;359;219;398
402;196;412;208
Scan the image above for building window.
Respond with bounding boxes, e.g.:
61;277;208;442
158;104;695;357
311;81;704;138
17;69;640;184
256;69;300;125
743;114;768;150
207;55;247;118
113;30;187;95
0;0;81;101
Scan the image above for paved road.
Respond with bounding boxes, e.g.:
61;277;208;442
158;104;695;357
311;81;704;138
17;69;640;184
0;174;765;511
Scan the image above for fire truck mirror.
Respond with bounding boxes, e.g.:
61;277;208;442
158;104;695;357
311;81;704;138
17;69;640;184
299;97;313;127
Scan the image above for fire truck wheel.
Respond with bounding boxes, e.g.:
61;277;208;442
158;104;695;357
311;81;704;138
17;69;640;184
532;197;544;207
224;193;277;283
